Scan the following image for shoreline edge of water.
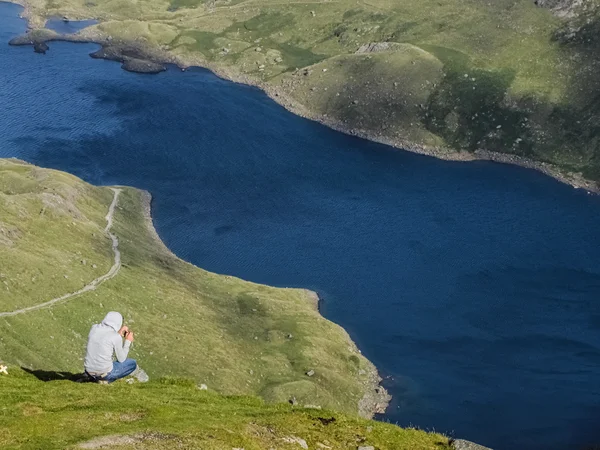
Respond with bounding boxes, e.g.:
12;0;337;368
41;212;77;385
138;188;391;418
3;2;393;419
6;0;599;195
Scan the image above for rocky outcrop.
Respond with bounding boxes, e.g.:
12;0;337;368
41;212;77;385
90;45;166;74
450;438;493;450
533;0;583;17
355;42;403;54
32;41;48;53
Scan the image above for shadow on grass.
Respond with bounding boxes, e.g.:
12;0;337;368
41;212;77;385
21;367;92;382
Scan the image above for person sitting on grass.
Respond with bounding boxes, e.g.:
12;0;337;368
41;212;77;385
84;311;136;384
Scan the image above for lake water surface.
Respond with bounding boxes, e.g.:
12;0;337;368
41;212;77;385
2;4;600;449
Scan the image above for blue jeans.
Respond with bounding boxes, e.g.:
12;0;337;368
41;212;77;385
104;358;137;383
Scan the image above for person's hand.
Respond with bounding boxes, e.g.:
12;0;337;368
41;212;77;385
126;331;134;342
118;326;129;337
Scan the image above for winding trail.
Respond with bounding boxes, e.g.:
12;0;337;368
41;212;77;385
0;188;122;318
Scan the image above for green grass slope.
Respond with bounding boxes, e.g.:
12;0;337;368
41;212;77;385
0;158;385;417
0;368;450;450
11;0;600;184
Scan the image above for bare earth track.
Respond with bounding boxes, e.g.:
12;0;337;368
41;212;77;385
0;188;122;318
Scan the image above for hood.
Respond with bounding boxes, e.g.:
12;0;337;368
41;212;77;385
101;311;123;332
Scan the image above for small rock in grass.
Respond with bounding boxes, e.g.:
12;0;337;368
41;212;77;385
283;436;308;449
134;368;149;383
303;404;321;410
358;447;375;450
199;383;208;390
306;369;315;377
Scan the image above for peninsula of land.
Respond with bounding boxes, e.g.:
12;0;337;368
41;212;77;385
0;158;389;418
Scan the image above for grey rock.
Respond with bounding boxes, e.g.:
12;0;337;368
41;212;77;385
282;437;308;449
451;439;493;450
358;446;375;450
306;369;315;377
355;42;405;54
33;42;49;54
134;368;149;383
533;0;582;17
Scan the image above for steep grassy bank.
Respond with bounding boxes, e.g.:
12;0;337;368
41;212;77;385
7;0;600;188
0;368;451;450
0;158;387;417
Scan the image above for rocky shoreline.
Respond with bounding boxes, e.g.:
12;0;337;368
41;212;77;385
6;3;599;194
303;289;391;418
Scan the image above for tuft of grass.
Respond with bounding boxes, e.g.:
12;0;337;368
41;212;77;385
0;367;450;450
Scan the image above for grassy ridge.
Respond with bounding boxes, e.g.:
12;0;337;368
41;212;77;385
12;0;600;182
0;159;384;416
0;368;450;450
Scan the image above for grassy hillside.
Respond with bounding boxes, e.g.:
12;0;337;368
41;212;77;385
0;368;450;450
0;158;387;417
10;0;600;184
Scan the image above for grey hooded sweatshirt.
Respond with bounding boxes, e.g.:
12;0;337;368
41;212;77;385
84;311;131;375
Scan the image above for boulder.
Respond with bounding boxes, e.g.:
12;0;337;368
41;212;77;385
33;42;49;54
451;438;493;450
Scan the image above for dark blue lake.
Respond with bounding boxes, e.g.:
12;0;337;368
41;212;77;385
2;3;600;449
